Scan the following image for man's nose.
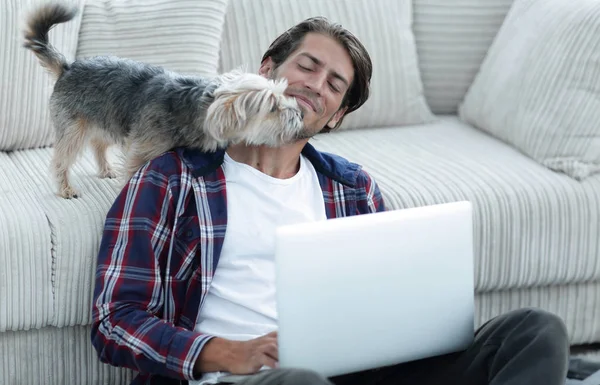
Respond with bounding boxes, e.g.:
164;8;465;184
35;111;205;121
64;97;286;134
305;73;326;95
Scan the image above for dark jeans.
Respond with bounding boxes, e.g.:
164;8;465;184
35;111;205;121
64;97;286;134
223;307;570;385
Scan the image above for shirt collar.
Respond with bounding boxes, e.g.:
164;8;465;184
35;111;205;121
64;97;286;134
177;142;362;187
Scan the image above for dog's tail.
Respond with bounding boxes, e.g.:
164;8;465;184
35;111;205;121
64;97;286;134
23;3;78;78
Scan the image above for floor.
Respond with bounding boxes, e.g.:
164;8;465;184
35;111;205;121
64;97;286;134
568;345;600;384
567;371;600;385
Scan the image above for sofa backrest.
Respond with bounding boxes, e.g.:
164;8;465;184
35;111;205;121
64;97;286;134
1;0;517;153
413;0;514;114
218;0;438;131
75;0;228;77
1;0;84;151
218;0;515;116
0;0;229;152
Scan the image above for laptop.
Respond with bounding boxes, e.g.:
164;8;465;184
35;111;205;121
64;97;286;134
219;200;475;382
274;200;475;378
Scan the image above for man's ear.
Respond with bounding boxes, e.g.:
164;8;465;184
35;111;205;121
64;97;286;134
259;57;275;78
326;107;348;130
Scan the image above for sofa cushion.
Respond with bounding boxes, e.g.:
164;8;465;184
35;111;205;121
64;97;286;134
310;116;600;291
219;0;435;130
76;0;229;77
0;153;53;332
0;283;597;385
0;0;84;151
459;0;600;181
8;148;123;327
412;0;514;114
0;325;134;384
477;281;600;345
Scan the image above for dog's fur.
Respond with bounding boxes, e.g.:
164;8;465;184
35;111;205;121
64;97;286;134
23;2;305;199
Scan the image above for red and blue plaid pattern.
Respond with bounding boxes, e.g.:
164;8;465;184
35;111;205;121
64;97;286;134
91;143;385;384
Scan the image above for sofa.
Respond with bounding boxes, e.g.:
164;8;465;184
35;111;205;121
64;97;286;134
1;0;599;383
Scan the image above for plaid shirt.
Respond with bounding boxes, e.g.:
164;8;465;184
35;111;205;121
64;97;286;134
91;143;386;385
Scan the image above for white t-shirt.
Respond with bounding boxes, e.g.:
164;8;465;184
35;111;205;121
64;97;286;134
190;152;327;385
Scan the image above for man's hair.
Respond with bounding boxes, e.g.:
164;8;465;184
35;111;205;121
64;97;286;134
261;16;372;130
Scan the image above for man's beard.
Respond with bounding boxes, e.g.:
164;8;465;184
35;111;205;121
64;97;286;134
292;116;337;141
268;67;335;142
292;127;319;141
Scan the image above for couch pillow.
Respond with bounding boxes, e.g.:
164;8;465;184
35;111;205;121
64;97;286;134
76;0;229;77
412;0;514;114
459;0;600;181
0;0;84;151
219;0;436;130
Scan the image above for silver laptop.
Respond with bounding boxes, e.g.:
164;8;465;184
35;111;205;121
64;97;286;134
273;201;475;378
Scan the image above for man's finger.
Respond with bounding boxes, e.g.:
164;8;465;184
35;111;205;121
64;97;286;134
263;342;279;361
260;354;279;369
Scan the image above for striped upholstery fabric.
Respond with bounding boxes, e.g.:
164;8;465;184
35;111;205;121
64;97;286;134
412;0;514;114
0;192;53;332
0;0;84;151
0;325;134;385
309;116;600;291
2;281;598;385
2;117;598;331
476;281;600;344
219;0;435;130
76;0;228;77
459;0;600;181
0;152;23;193
7;147;124;328
0;153;53;332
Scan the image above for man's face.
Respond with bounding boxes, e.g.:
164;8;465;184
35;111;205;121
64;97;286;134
259;32;355;138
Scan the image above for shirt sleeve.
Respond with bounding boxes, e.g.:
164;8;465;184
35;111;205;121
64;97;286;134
90;155;213;381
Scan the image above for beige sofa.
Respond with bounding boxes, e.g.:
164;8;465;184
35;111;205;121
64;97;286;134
1;0;599;384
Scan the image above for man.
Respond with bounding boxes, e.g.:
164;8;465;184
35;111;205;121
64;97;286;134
91;16;570;385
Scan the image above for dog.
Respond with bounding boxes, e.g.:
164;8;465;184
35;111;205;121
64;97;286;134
23;2;305;199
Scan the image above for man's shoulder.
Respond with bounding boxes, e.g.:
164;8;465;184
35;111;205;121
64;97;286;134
144;149;186;175
310;147;385;212
302;143;366;187
150;144;375;189
314;149;357;170
144;147;224;178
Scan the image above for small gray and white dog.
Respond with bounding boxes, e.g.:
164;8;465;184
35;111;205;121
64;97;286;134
23;3;304;199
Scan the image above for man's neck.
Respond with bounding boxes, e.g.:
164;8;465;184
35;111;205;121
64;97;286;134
226;140;309;179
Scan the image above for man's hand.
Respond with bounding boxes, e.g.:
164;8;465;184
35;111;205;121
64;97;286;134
195;331;279;375
226;331;279;374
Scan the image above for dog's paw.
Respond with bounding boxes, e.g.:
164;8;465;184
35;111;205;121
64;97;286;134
59;186;80;199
